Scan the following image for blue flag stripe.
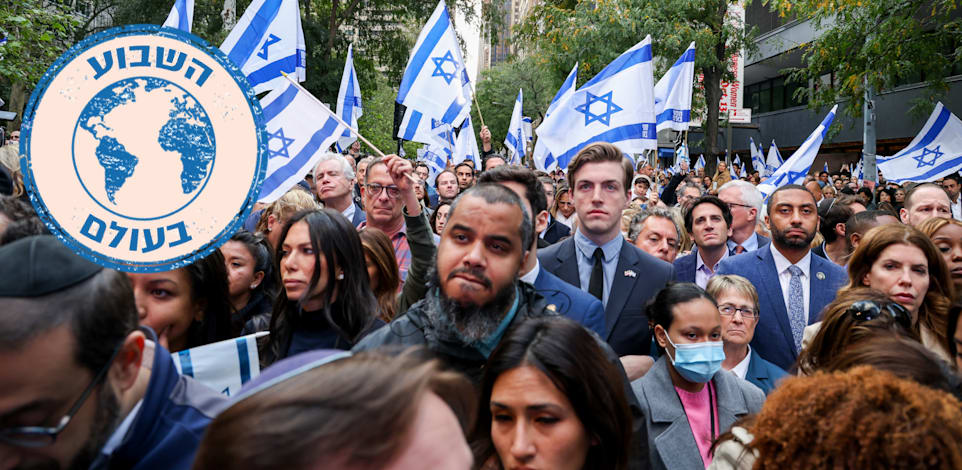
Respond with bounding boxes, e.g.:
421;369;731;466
555;123;656;168
262;84;299;122
236;338;252;383
402;110;424;141
226;0;283;69
505;132;523;156
440;98;464;125
655;109;691;125
261;117;341;195
247;53;300;87
878;107;951;162
888;154;962;182
397;7;451;103
342;72;357;125
176;0;189;30
583;43;652;89
178;349;194;377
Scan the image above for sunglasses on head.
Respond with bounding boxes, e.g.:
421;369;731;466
846;300;913;331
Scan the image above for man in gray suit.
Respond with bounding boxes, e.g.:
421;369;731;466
540;142;675;362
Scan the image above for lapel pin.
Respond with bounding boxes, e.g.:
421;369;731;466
816;272;825;280
624;270;637;278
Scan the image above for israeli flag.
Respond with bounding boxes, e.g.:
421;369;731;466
533;63;578;171
162;0;194;32
505;89;526;164
256;82;349;203
336;44;363;151
654;42;695;132
695;154;706;171
765;140;783;176
749;138;765;175
822;161;829;174
220;0;306;94
419;143;451;186
877;102;962;183
537;36;657;169
455;115;481;169
172;332;267;397
522;116;534;143
674;143;690;172
739;159;747;178
397;0;470;132
853;158;864;182
757;105;838;198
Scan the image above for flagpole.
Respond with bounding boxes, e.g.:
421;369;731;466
281;72;419;184
472;92;486;129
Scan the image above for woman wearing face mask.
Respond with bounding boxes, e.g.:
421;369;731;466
632;282;765;470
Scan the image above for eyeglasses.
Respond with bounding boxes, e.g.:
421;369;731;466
846;300;912;331
725;202;753;210
0;342;123;448
718;304;758;319
365;183;401;199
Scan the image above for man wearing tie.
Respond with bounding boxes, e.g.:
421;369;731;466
716;184;847;370
540;142;675;358
718;180;769;255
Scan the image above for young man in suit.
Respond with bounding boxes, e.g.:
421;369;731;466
718;180;769;255
478;166;605;336
716;184;847;370
673;196;733;287
539;142;675;360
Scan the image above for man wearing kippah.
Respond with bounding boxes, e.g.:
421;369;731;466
0;236;226;470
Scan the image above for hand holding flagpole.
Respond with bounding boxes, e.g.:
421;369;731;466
281;72;419;184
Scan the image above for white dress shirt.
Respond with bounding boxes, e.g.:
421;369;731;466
520;259;540;285
729;346;752;380
341;202;356;223
952;197;962;220
770;244;812;323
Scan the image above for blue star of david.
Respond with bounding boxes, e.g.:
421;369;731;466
431;51;459;85
269;128;295;160
914;145;943;168
574;91;623;126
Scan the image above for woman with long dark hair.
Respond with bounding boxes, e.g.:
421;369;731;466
220;230;278;334
359;227;401;322
472;316;633;470
262;209;379;365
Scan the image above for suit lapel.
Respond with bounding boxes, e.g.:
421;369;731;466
758;249;798;354
807;256;832;323
644;361;711;470
605;240;636;337
553;238;581;287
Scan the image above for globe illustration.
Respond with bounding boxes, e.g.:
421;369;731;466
72;77;216;220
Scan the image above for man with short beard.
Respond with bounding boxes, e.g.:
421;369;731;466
0;236;225;470
716;184;847;370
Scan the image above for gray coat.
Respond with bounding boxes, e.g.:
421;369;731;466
632;357;765;470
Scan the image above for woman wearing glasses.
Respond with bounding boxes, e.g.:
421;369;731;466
706;275;787;395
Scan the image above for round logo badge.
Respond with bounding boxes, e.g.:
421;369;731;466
21;25;267;272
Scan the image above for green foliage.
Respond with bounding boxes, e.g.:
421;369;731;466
473;55;555;153
766;0;962;119
356;81;421;157
0;1;79;86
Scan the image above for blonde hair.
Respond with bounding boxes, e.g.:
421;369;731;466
705;275;759;313
255;188;319;235
0;144;20;172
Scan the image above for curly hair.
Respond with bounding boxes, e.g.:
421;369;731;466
745;366;962;469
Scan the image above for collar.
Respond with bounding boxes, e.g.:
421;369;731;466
100;400;143;457
472;286;522;357
341;202;356;221
696;245;729;272
519;259;540;285
770;243;811;278
358;220;406;238
574;228;622;263
730;345;752;380
727;233;758;252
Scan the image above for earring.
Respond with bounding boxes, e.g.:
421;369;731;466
337;273;344;280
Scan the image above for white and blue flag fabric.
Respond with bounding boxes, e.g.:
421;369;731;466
505;89;526;164
256;82;349;203
172;332;266;397
523;116;533;143
765;140;783;176
220;0;306;94
757;105;838;198
455;115;481;169
537;36;657;169
162;0;194;32
653;42;695;132
533;63;578;171
336;43;363;151
674;143;689;172
877;102;962;183
853;158;864;182
695;154;705;171
739;159;747;178
419;143;451;187
749;137;766;175
397;0;470;135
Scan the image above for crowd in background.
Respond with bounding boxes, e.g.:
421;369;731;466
1;132;961;470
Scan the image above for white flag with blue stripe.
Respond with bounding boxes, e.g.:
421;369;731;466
455;115;481;169
739;159;747;178
419;143;451;186
397;0;470;134
172;332;266;397
673;143;689;172
853;157;864;183
877;102;962;183
533;63;578;171
505;89;526;164
757;105;838;198
765;140;782;176
162;0;194;32
654;42;695;132
220;0;306;94
695;154;705;171
257;82;349;203
537;36;657;169
336;44;363;150
749;138;765;174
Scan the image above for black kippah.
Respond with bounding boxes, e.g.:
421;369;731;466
0;235;103;297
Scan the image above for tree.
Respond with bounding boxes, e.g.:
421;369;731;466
473;55;555;153
765;0;962;119
517;0;756;164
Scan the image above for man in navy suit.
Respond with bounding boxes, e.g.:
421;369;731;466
314;153;366;227
718;180;769;255
478;166;605;336
540;143;675;360
673;196;733;288
717;184;847;370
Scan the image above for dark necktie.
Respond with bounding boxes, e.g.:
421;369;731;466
589;247;605;301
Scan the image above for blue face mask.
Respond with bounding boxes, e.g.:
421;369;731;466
665;335;725;384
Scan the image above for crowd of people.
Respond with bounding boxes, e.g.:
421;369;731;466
1;132;962;470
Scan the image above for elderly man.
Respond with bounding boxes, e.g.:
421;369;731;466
718;180;769;255
314;153;365;227
627;207;682;264
675;183;702;212
900;182;952;226
0;236;225;470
